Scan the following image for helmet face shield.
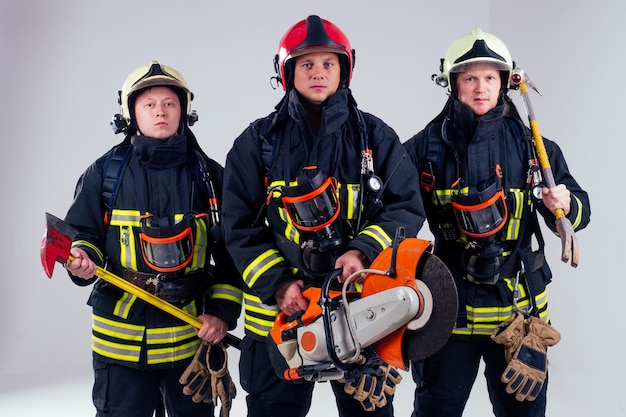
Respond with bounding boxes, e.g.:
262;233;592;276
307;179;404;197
139;215;195;273
282;176;340;232
451;184;508;239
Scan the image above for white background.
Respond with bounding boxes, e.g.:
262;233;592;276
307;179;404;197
1;0;623;416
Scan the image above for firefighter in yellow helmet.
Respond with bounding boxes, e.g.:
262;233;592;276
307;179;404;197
64;61;242;417
403;29;590;417
222;15;425;417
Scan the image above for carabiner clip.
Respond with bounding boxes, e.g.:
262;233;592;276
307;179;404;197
512;269;533;317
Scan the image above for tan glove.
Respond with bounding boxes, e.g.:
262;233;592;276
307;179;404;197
179;341;213;404
380;363;402;397
341;363;401;411
491;312;526;362
501;316;561;401
341;372;386;411
207;342;237;417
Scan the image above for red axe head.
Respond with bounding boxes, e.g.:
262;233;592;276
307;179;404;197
40;212;79;278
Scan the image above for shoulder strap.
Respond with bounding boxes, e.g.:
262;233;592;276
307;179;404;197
102;145;132;212
260;115;279;179
419;126;444;193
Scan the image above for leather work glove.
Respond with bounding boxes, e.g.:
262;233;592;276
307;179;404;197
491;311;527;362
501;316;561;401
341;363;402;411
381;363;402;396
207;342;237;417
179;341;213;404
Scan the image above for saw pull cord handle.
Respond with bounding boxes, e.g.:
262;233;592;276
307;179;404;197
66;255;241;349
518;75;579;267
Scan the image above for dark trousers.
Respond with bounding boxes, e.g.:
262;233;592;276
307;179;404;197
92;358;214;417
239;336;394;417
411;336;547;417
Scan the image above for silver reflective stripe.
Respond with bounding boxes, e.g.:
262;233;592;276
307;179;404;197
147;339;200;365
92;335;142;362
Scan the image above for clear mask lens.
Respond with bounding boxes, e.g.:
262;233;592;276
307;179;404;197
451;185;508;238
282;176;340;232
139;216;195;273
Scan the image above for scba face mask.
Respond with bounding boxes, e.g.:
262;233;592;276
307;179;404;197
139;213;204;273
281;169;341;235
451;182;508;239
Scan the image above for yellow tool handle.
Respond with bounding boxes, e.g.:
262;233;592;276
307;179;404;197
68;255;203;328
520;79;565;220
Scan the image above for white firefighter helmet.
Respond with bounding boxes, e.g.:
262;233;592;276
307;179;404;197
433;28;514;93
112;60;195;133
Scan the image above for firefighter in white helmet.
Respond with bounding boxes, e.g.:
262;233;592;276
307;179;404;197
403;28;590;417
64;61;242;417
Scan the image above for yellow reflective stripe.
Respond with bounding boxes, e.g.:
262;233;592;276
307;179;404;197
433;186;469;204
452;280;551;335
93;314;144;341
359;225;392;250
243;249;285;288
466;305;513;323
189;217;208;270
570;195;584;229
71;240;105;264
119;226;137;270
504;189;525;240
113;292;137;319
111;210;140;270
147;339;200;365
244;312;276;337
109;210;142;226
243;292;280;311
93;335;141;362
211;284;243;305
339;183;359;220
146;325;197;344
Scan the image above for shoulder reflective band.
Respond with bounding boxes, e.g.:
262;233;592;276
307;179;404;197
281;177;340;232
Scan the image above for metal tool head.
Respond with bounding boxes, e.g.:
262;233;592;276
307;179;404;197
41;212;79;278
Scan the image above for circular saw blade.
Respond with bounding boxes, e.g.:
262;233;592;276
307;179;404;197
403;252;458;361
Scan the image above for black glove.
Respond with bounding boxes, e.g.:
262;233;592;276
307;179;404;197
179;341;213;404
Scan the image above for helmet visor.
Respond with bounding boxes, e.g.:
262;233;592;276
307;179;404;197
450;60;511;73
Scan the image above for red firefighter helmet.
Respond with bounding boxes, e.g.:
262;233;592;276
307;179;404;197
274;15;355;90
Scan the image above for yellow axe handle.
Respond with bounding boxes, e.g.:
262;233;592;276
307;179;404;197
69;255;203;328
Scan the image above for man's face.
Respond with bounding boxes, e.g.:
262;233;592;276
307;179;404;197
293;51;341;105
133;86;182;139
455;62;502;116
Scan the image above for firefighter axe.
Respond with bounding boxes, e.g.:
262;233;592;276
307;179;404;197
40;212;241;349
511;70;579;267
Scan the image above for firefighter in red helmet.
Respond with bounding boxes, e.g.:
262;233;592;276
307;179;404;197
222;15;425;417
